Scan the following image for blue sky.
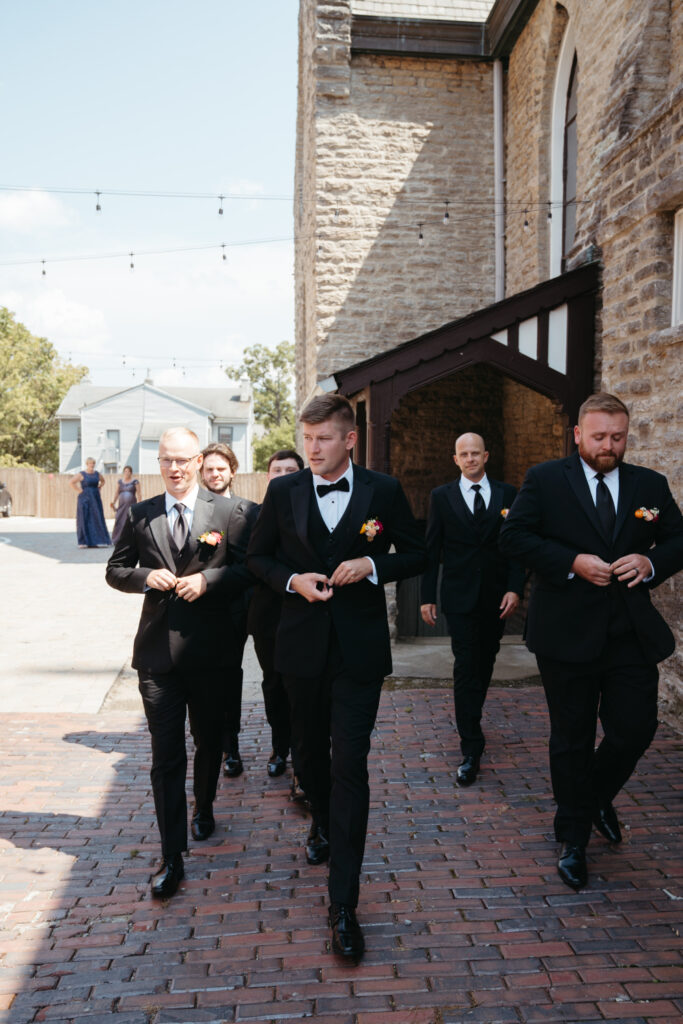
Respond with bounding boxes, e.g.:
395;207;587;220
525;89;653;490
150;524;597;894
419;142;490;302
0;0;298;386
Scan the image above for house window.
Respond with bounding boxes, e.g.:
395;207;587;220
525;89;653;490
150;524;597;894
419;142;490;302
673;208;683;327
562;56;578;266
217;425;233;445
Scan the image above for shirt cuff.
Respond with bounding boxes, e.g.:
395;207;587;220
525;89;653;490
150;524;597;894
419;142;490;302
286;574;297;593
644;559;655;582
365;557;378;585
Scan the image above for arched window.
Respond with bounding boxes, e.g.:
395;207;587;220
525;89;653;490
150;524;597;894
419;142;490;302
550;21;577;277
562;56;578;266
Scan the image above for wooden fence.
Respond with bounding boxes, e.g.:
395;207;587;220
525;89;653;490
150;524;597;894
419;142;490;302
0;466;269;518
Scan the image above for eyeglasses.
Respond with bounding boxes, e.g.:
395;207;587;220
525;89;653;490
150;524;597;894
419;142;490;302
158;455;200;469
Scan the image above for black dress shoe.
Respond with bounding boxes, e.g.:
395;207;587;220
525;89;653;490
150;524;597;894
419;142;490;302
223;750;243;778
329;903;365;964
289;775;307;803
267;753;287;778
151;855;184;899
456;755;480;786
191;808;215;842
557;843;587;891
305;822;329;865
593;803;622;844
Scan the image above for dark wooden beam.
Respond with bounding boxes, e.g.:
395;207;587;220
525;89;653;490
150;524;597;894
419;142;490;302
351;14;486;59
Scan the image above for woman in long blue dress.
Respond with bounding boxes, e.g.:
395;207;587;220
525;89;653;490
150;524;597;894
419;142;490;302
71;458;111;547
110;465;141;544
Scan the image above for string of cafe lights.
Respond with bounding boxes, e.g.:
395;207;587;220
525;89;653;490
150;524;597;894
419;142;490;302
0;182;588;272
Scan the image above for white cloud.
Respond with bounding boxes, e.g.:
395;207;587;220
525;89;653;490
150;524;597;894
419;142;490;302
0;190;74;232
7;286;109;353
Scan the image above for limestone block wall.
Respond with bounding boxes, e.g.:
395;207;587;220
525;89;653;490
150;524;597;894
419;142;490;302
295;0;496;409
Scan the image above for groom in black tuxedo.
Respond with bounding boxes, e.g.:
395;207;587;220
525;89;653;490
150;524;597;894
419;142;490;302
420;433;525;785
106;428;253;898
500;393;683;890
247;395;426;963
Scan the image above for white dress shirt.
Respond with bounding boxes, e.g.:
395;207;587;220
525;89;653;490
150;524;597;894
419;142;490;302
165;485;199;537
459;473;491;512
579;458;619;508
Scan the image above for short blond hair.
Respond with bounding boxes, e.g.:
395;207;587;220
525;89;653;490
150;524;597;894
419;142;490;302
578;393;629;423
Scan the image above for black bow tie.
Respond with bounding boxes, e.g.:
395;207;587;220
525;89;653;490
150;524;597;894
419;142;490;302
316;478;350;498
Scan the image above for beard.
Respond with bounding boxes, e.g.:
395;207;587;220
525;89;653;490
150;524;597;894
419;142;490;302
204;479;230;494
579;446;624;473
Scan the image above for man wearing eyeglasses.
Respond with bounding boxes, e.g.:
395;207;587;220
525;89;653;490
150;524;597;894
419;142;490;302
106;427;253;899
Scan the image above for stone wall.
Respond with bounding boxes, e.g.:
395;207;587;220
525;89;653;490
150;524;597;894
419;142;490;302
295;0;496;409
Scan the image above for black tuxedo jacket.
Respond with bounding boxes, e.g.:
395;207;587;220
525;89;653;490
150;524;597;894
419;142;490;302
420;478;525;615
246;465;427;681
244;501;282;640
106;488;254;673
499;452;683;664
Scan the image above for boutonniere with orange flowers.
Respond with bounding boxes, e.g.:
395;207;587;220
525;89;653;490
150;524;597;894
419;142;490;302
634;507;659;523
500;508;510;518
198;530;224;546
360;518;383;541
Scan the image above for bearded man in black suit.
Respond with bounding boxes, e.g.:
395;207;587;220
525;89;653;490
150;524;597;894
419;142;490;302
500;393;683;891
420;433;525;786
247;395;426;963
106;428;253;899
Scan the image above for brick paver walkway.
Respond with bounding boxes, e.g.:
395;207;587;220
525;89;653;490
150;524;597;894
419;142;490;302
1;688;681;1024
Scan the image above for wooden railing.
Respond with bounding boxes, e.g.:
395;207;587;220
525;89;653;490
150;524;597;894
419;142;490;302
0;467;269;518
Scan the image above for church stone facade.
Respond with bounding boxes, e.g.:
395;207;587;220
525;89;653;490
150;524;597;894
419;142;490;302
295;0;683;716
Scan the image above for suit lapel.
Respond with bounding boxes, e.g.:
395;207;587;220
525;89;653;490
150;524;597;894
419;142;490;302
147;494;175;570
176;489;216;575
482;481;505;539
565;452;608;543
614;463;637;540
446;480;475;531
343;465;373;551
290;470;317;560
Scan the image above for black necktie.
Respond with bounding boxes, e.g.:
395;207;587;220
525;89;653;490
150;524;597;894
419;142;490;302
471;483;486;519
173;502;188;550
316;478;350;498
595;473;616;537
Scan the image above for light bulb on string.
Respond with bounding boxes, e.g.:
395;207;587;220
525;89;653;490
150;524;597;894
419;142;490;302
418;223;424;246
129;252;135;269
334;209;339;221
221;244;227;261
41;260;46;277
122;355;126;367
443;201;450;225
95;192;102;212
547;202;552;221
523;210;530;232
218;196;224;215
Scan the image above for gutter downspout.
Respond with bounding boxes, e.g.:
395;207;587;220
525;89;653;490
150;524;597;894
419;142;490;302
493;58;505;302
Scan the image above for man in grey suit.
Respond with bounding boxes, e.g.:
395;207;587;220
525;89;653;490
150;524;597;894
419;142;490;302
106;428;253;898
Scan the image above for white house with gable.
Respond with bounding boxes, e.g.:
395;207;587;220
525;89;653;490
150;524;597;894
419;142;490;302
56;378;254;474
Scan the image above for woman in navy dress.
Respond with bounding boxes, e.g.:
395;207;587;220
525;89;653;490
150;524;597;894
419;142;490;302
110;465;141;543
70;458;111;547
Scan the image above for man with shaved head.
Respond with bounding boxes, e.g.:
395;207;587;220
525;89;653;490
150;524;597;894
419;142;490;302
421;432;525;786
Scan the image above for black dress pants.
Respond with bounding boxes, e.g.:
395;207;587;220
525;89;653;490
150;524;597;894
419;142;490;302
253;627;291;756
138;667;225;858
537;630;659;846
446;606;505;759
284;638;383;908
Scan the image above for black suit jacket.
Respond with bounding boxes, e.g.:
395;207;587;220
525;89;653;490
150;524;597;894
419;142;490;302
106;488;253;673
499;452;683;664
244;501;282;641
420;478;525;615
246;465;427;681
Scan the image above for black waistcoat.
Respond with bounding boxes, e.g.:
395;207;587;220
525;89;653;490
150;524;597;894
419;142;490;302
308;487;353;576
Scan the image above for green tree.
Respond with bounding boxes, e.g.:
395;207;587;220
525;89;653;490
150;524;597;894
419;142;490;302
226;341;295;430
226;341;296;468
0;307;88;471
